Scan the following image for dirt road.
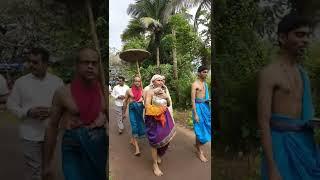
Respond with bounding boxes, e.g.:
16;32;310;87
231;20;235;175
109;103;211;180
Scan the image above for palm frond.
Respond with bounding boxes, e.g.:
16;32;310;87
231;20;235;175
140;17;163;31
121;18;146;42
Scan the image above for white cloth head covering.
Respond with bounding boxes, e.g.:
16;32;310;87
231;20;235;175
150;74;164;85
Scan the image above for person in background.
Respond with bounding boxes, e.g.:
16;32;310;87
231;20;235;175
0;74;9;104
111;76;129;134
191;66;211;162
123;75;145;156
6;47;64;180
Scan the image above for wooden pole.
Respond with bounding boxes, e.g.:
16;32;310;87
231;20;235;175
85;0;108;113
85;0;109;176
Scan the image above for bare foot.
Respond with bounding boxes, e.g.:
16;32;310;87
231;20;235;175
134;151;141;156
157;156;162;164
153;163;163;176
197;152;208;162
134;146;141;156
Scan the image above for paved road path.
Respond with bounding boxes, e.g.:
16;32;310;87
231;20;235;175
109;102;211;180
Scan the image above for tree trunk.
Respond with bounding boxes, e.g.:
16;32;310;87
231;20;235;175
172;28;179;102
172;28;178;80
85;0;108;175
155;33;160;71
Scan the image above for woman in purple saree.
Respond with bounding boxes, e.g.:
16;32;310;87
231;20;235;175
144;75;176;176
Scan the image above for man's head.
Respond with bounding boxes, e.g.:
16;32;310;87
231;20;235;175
151;74;164;88
76;48;99;81
27;47;49;78
133;76;142;87
277;13;312;57
197;66;209;79
118;76;125;86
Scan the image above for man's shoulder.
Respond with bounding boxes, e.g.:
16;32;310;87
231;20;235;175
55;84;69;97
47;73;63;82
144;85;150;90
192;80;200;87
15;73;32;83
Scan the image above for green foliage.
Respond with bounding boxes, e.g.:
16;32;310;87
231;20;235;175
1;0;107;83
123;37;149;50
304;43;320;144
215;0;273;152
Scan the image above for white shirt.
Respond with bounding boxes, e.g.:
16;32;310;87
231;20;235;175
0;74;9;96
111;84;129;107
6;73;64;141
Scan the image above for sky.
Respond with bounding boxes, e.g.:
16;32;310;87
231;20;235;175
109;0;200;51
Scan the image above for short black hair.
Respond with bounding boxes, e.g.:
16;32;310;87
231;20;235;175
118;76;125;81
29;47;50;63
278;13;311;35
198;65;209;73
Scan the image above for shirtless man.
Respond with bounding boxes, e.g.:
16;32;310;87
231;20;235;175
191;66;211;162
258;14;320;180
43;48;107;180
123;76;145;155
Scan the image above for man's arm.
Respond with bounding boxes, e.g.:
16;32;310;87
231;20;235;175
191;82;199;122
6;81;29;118
0;94;8;104
43;87;64;169
145;90;153;107
257;70;278;176
0;75;9;104
111;86;119;99
122;89;130;115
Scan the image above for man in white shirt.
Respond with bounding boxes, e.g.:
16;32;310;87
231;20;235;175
111;76;129;134
6;47;64;180
109;84;112;94
0;74;9;104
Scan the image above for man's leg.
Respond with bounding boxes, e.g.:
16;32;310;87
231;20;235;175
62;142;85;180
21;139;43;180
195;138;208;162
115;105;124;133
151;147;163;176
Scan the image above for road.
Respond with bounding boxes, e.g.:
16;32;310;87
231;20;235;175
0;111;64;180
109;102;211;180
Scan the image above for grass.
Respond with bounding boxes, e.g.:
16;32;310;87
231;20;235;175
173;109;193;129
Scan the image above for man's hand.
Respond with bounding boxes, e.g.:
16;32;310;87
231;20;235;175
42;163;54;180
89;112;107;129
118;95;125;100
194;113;199;123
138;97;143;102
28;107;50;120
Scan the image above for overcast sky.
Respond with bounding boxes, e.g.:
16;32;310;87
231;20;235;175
109;0;199;51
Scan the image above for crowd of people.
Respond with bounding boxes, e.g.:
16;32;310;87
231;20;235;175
0;45;212;179
0;47;108;180
110;66;212;176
